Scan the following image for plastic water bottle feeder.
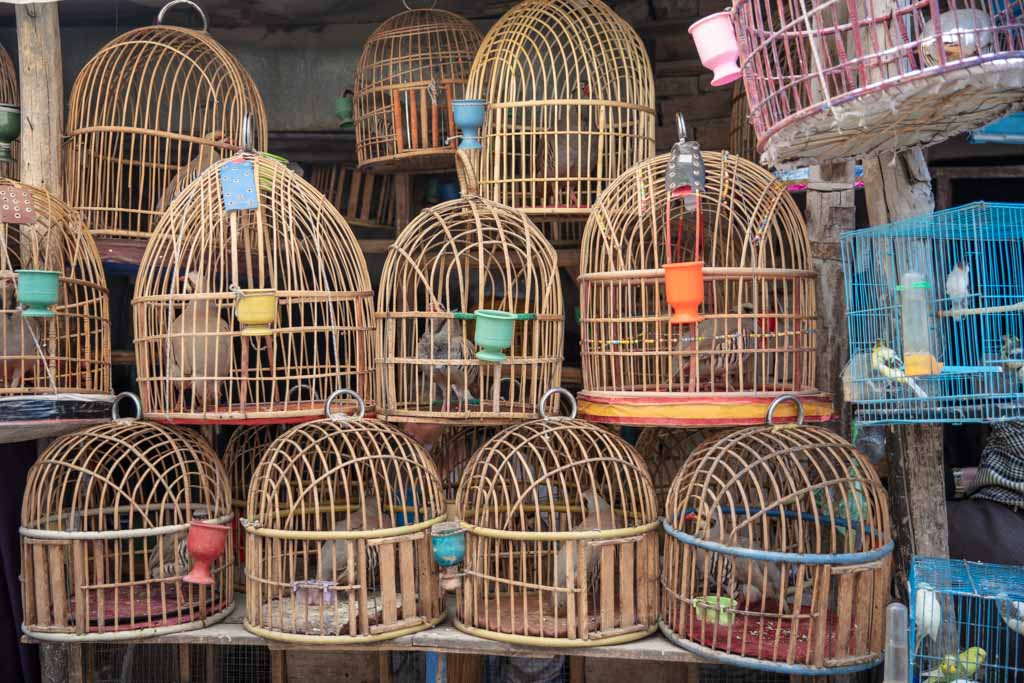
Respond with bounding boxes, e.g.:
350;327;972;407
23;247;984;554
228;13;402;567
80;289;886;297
183;519;230;585
16;269;60;318
454;309;536;362
0;104;20;162
452;99;486;150
232;287;278;336
431;521;466;592
689;11;741;87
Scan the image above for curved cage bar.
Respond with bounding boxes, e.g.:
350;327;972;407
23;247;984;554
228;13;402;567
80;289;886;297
376;195;563;424
455;411;659;645
133;153;375;425
578;150;830;427
308;163;395;231
354;9;482;173
244;415;446;644
635;428;722;509
0;41;19;180
661;424;892;674
20;419;233;641
431;425;499;505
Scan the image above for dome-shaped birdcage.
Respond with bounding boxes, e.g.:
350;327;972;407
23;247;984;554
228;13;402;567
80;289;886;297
308;163;395;231
431;425;499;505
635;428;722;510
455;389;659;646
578;146;831;427
376;194;563;424
0;40;19;180
464;0;656;219
244;390;447;643
661;397;892;674
0;180;111;415
20;395;233;641
354;8;482;174
733;0;1024;167
63;0;267;241
133;152;375;425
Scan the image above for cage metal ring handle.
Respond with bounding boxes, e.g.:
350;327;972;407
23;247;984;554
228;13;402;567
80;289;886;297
676;112;687;142
157;0;209;32
325;389;365;421
402;0;439;10
241;113;254;153
766;394;805;426
539;388;577;420
112;392;143;421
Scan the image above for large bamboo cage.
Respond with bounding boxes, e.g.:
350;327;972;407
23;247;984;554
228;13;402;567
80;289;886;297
430;425;499;506
223;425;284;592
133;152;375;425
244;391;447;644
63;1;267;241
308;163;395;231
0;180;111;399
376;194;563;425
0;40;18;180
635;428;721;510
728;82;757;162
353;8;482;174
455;389;659;646
660;398;892;675
577;150;831;427
21;398;234;641
733;0;1024;167
464;0;656;219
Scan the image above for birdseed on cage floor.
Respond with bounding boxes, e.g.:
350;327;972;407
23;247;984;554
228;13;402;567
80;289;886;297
478;593;611;638
71;586;228;631
260;593;405;635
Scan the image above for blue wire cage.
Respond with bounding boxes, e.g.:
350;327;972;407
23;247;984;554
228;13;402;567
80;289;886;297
841;202;1024;424
909;557;1024;683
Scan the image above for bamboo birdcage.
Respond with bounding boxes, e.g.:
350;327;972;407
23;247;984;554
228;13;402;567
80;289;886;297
577;148;832;427
308;163;396;231
353;8;482;174
244;391;447;644
0;40;18;180
376;194;563;425
21;395;233;641
430;425;499;505
635;428;722;510
661;397;892;674
733;0;1024;167
455;389;659;646
0;180;111;398
464;0;656;219
133;152;375;425
63;0;267;241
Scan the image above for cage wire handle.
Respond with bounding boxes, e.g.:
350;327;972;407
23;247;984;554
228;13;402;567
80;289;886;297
766;393;805;427
538;387;577;420
112;392;143;421
325;389;365;421
402;0;439;10
241;113;255;153
157;0;209;32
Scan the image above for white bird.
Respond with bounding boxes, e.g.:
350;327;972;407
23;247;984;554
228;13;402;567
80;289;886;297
914;586;942;654
552;489;617;610
167;271;232;410
872;340;928;398
945;262;971;321
997;596;1024;637
416;305;479;407
920;9;995;68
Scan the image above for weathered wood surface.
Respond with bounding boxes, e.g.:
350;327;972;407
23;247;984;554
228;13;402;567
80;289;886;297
15;2;62;195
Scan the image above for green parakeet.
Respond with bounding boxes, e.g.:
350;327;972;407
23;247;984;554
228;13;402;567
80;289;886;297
921;646;986;682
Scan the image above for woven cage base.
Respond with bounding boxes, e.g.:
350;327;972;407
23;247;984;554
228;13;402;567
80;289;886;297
576;391;833;427
759;58;1024;168
358;148;456;175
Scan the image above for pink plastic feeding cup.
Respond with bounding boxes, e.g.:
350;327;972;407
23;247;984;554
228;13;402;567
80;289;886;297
689;12;742;87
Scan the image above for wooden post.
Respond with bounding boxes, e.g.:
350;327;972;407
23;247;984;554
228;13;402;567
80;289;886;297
15;2;62;195
393;174;413;231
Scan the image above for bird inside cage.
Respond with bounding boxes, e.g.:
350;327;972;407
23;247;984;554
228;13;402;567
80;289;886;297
543;82;597;209
416;302;480;410
156;131;234;210
551;488;623;610
166;271;233;412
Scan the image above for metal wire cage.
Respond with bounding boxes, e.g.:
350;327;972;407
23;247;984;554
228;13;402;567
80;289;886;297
376;194;563;425
577;150;830;427
243;392;447;644
733;0;1024;167
909;556;1024;683
63;0;267;240
0;179;111;397
841;202;1024;424
454;389;660;646
464;0;656;219
132;152;375;425
661;399;892;675
21;399;233;641
308;163;395;231
353;8;482;174
0;40;18;180
635;428;722;510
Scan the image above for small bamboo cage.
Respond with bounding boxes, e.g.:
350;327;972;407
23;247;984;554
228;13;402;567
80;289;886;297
635;428;721;510
728;82;757;162
353;9;482;174
223;425;283;592
661;397;892;674
0;179;111;398
0;40;18;180
455;389;659;646
308;163;395;231
464;0;656;218
244;391;447;644
133;152;375;425
733;0;1024;167
21;397;233;641
578;149;831;427
63;1;267;240
430;425;499;505
376;194;563;424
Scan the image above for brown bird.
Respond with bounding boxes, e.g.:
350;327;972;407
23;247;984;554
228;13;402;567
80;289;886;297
552;489;620;610
167;271;232;410
147;532;190;580
673;307;760;390
0;310;42;389
156;131;232;210
544;82;598;209
416;305;479;407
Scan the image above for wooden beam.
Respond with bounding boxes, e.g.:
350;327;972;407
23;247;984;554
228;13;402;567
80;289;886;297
15;2;62;195
393;174;413;231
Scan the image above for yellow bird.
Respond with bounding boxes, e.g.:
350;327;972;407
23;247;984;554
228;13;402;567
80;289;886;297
871;340;928;398
922;646;986;682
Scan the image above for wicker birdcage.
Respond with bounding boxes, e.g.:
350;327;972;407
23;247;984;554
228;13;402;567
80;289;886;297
244;391;447;644
223;425;283;592
635;428;721;509
0;180;111;400
661;397;892;674
0;41;19;180
63;0;267;241
728;82;757;162
308;163;395;231
353;8;482;174
464;0;656;219
455;389;659;646
430;425;498;506
376;194;563;425
577;147;831;427
133;152;375;425
21;395;233;641
732;0;1024;167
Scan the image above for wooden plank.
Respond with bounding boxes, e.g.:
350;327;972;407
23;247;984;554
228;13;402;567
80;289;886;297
347;170;363;217
178;644;191;683
16;1;63;195
47;545;67;628
417;531;437;619
379;542;398;626
32;544;49;627
575;541;588;639
833;573;854;658
22;541;35;627
270;650;286;683
600;545;615;632
619;541;635;628
398;539;416;621
393;175;412;231
359;539;370;635
636;534;651;625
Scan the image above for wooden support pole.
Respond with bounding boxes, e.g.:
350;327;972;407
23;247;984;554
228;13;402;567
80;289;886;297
393;174;413;232
15;2;62;195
